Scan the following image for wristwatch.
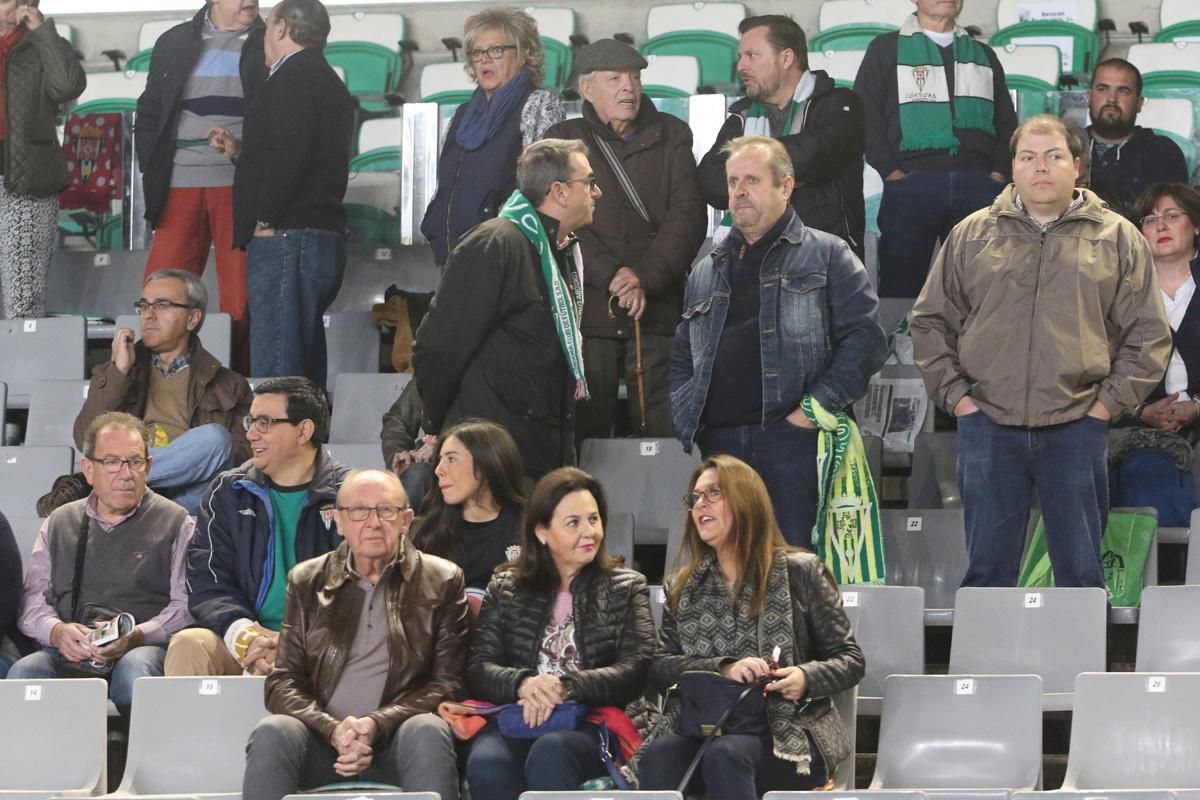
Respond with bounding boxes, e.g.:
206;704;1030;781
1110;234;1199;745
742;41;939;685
255;221;273;232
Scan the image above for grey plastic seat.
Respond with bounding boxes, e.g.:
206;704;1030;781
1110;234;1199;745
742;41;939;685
0;446;75;520
324;443;386;471
841;585;925;714
324;312;381;394
766;793;924;800
1062;672;1200;791
24;380;91;449
1156;504;1194;544
0;317;86;408
1188;524;1200;583
664;512;686;576
864;431;883;495
519;794;683;799
578;438;700;545
879;508;968;625
869;674;1043;793
0;678;107;798
1013;792;1177;800
908;431;959;508
1137;585;1200;671
0;381;7;439
8;514;42;564
606;511;635;567
830;686;857;790
286;794;438;800
115;312;232;369
648;584;666;629
948;587;1107;710
329;372;412;444
111;675;267;797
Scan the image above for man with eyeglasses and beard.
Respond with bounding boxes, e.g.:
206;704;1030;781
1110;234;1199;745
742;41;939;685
1086;58;1189;220
166;376;350;677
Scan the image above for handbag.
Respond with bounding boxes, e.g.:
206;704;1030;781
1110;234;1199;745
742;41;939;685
497;699;590;739
673;669;769;739
54;513;131;678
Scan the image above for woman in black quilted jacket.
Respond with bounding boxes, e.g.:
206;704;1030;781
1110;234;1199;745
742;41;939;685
466;466;655;800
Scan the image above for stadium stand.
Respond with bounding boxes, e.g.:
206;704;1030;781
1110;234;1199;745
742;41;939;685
641;2;745;88
0;678;108;799
1136;585;1200;671
990;0;1101;78
840;584;925;715
810;0;914;52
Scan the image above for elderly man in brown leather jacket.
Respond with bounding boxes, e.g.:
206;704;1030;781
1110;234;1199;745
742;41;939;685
242;469;469;800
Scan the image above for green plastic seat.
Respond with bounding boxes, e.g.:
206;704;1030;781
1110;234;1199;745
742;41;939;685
1142;72;1200;92
126;49;153;72
643;83;692;100
72;98;138;116
345;203;400;244
325;42;399;112
990;22;1099;78
650;96;690;122
811;23;899;53
422;89;475;107
1155;0;1200;43
349;147;402;173
541;36;572;89
641;30;737;87
97;215;123;251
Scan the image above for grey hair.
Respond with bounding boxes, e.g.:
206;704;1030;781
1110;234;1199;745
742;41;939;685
144;268;208;333
272;0;331;50
83;411;151;460
516;138;589;207
463;6;545;87
721;135;795;186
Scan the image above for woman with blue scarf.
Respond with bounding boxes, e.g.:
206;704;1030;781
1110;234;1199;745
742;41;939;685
421;7;564;265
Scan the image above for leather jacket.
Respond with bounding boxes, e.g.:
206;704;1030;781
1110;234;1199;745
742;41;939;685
468;565;656;707
265;537;469;741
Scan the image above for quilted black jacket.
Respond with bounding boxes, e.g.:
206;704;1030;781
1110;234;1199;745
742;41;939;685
1;19;85;197
468;565;656;707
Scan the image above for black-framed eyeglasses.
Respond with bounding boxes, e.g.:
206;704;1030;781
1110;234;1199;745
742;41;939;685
563;176;598;190
682;485;723;509
468;44;518;61
91;456;149;474
242;415;302;433
336;504;409;522
1140;209;1188;228
134;300;194;315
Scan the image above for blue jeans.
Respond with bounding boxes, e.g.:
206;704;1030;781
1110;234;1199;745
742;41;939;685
639;730;827;800
399;462;434;513
696;418;820;548
877;170;1006;298
246;228;347;387
957;412;1108;588
149;423;233;515
7;644;166;716
0;654;12;677
466;722;607;800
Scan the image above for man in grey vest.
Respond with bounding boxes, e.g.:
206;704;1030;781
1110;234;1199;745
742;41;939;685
11;412;193;717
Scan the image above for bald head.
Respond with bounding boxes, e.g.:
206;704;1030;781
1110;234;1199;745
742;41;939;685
335;470;414;573
337;469;409;507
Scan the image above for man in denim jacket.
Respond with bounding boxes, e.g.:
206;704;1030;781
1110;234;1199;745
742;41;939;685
670;136;887;546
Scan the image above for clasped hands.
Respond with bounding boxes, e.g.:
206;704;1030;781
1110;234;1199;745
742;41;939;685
719;655;810;702
329;715;378;777
517;673;566;728
1140;392;1198;432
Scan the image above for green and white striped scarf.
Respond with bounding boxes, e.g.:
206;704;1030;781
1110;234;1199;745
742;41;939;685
896;14;995;154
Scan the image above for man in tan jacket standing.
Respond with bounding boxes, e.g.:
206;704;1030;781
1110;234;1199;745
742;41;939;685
911;114;1171;588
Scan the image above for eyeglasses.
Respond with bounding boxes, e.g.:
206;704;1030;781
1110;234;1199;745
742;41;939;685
242;415;302;433
682;485;723;509
134;300;194;315
468;44;518;62
91;456;149;474
336;504;409;521
1140;209;1189;228
563;176;598;190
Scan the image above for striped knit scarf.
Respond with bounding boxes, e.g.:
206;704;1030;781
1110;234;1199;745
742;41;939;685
800;396;885;585
896;14;995;154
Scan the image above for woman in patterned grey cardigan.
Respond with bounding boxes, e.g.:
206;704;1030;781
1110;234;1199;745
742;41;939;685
639;454;864;799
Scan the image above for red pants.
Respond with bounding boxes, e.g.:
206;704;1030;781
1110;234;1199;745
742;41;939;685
145;185;249;373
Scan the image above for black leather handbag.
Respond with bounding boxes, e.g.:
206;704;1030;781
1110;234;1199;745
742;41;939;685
673;669;770;739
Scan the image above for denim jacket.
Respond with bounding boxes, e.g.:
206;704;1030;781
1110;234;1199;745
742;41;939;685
669;213;887;451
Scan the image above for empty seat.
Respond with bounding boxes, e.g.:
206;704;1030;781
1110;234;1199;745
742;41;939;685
579;438;701;545
995;43;1063;118
1136;585;1200;671
1137;96;1197;174
73;70;147;115
324;312;382;391
641;54;701;98
811;0;915;52
24;379;90;450
126;18;189;70
346;203;402;244
323;443;385;471
1126;41;1200;90
863;431;883;496
767;794;924;800
830;686;858;790
607;511;635;568
841;585;925;715
1157;0;1200;43
286;794;439;800
0;678;108;798
1190;528;1200;582
870;674;1043;792
1062;672;1200;791
115;312;233;370
418;61;475;106
949;586;1107;710
641;2;745;87
648;583;666;628
807;48;867;88
8;513;42;564
524;7;577;88
908;431;959;508
879;508;968;625
329;372;412;443
0;447;75;520
354;116;405;172
1013;792;1176;800
115;675;267;796
0;317;87;408
991;0;1101;77
519;794;683;800
326;12;409;111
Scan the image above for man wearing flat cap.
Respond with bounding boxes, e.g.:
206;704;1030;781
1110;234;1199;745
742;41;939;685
547;39;707;443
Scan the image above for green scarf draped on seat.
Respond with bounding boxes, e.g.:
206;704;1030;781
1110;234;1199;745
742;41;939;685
895;14;995;154
801;395;885;585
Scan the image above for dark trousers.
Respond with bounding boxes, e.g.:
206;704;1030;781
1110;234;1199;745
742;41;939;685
638;731;827;800
575;334;675;445
877;170;1006;298
696;418;820;548
957;412;1108;588
465;722;607;800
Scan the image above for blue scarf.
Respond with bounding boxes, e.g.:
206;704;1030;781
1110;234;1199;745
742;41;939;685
454;70;532;151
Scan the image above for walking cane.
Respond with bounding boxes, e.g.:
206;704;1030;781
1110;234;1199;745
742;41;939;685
634;318;648;435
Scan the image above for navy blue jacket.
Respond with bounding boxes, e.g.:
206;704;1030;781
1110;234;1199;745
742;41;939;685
187;448;349;636
1089;126;1190;221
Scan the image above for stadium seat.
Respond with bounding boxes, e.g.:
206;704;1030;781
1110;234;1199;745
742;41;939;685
115;312;233;369
286;794;439;800
346;203;402;243
908;431;959;508
864;430;883;494
0;381;7;439
840;584;925;715
948;586;1107;710
24;379;90;452
990;0;1101;78
879;508;968;625
0;446;75;523
810;0;914;53
1189;525;1200;582
578;437;701;546
114;675;267;796
1136;585;1200;671
324;313;382;394
1062;672;1200;791
519;794;683;800
326;12;409;112
73;70;147;115
97;214;124;251
353;116;405;173
870;674;1043;792
1126;41;1200;91
664;510;686;576
55;21;77;48
1013;792;1176;800
607;511;635;567
641;2;745;88
323;443;385;470
641;54;701;99
648;583;665;628
0;317;86;409
863;161;884;238
995;43;1062;118
345;172;402;216
329;372;412;443
830;686;858;789
807;48;867;89
126;18;189;71
418;61;475;106
8;513;42;564
0;678;108;799
877;296;914;336
1137;96;1197;174
1156;0;1200;43
767;794;924;800
524;7;577;89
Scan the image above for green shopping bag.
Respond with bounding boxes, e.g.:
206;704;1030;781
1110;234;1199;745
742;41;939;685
1017;507;1156;607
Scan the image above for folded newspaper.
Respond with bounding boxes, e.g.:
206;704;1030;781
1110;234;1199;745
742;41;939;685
852;314;927;453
